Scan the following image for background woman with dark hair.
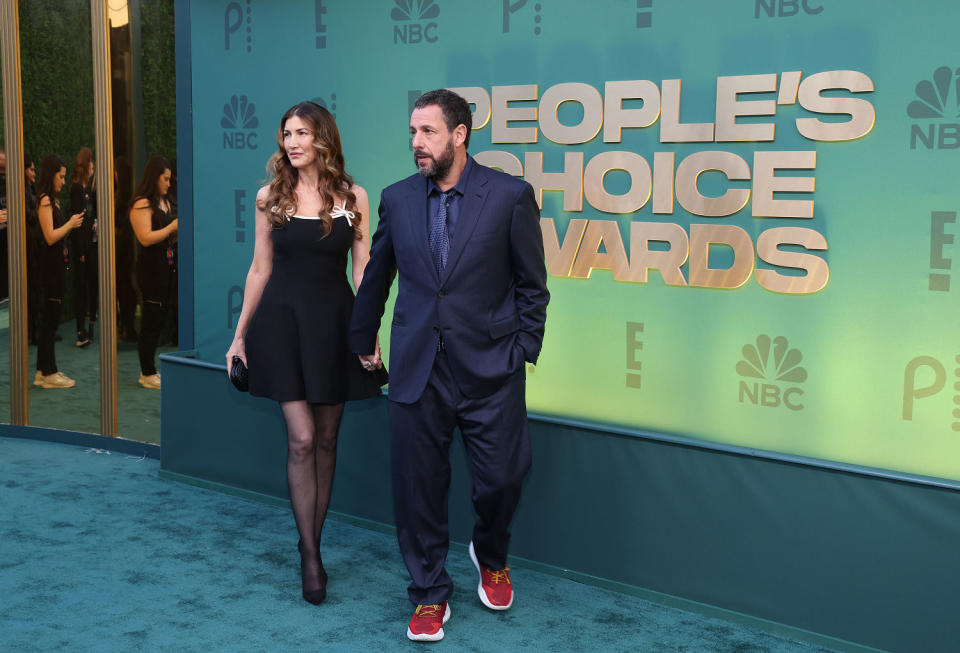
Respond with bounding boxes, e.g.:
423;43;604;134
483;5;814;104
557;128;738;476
35;154;85;388
114;156;137;343
129;155;177;389
69;147;98;347
225;102;383;605
24;156;42;344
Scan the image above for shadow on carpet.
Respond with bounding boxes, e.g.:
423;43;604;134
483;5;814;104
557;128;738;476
0;437;837;652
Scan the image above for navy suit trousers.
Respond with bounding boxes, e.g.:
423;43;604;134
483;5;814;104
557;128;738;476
389;350;532;606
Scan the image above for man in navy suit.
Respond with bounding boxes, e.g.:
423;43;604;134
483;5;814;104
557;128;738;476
350;89;549;642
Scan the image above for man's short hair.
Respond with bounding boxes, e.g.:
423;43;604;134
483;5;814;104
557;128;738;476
414;89;473;150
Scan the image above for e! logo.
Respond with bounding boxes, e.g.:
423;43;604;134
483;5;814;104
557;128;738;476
626;322;643;389
234;190;247;243
929;211;956;292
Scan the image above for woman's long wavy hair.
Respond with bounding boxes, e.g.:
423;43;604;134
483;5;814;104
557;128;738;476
130;156;171;216
258;102;360;238
71;147;94;186
37;154;66;209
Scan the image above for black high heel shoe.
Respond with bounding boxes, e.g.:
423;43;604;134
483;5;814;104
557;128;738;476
298;540;328;605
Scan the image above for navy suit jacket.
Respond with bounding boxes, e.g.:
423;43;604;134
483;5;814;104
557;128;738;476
349;159;549;405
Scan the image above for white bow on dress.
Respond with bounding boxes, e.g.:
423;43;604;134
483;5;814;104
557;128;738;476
330;204;356;227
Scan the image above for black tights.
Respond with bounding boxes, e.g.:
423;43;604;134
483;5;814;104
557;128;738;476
138;299;167;375
37;297;62;375
74;252;99;333
280;400;344;595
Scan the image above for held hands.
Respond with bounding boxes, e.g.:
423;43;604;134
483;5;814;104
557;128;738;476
0;209;7;225
358;337;383;371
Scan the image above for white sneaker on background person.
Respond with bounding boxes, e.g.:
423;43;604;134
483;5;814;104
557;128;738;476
138;373;161;389
34;371;76;389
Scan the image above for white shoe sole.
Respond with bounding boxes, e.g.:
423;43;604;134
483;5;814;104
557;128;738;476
406;603;451;642
469;541;513;610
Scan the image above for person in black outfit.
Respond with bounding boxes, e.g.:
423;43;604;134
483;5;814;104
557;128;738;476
0;150;7;302
129;156;177;389
35;154;85;388
24;156;43;343
225;102;383;605
114;156;137;342
69;147;98;347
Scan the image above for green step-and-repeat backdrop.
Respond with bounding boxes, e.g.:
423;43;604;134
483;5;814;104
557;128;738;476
188;0;960;482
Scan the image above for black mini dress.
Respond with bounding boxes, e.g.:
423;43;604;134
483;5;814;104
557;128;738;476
245;208;383;404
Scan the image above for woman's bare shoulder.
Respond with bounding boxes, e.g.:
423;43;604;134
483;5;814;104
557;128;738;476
349;183;368;203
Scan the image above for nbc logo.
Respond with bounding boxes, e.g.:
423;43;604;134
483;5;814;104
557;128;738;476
391;0;440;45
907;65;960;150
221;95;259;150
736;335;806;411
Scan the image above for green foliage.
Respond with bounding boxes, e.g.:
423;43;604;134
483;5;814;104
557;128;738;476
19;0;95;205
141;1;177;163
3;0;176;190
2;0;175;323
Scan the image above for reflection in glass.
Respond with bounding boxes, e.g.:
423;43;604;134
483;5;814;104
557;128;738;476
2;1;175;439
0;128;7;423
18;0;100;433
115;2;178;445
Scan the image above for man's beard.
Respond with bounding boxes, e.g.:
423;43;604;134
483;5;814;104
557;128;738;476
415;138;455;181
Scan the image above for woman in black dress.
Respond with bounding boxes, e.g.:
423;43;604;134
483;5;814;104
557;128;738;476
24;156;42;344
69;147;98;347
35;154;85;388
225;102;383;605
129;156;178;390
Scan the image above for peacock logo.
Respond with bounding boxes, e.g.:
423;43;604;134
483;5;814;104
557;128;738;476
391;0;440;21
737;335;807;383
737;335;806;411
907;66;960;150
391;0;440;44
221;95;259;130
907;66;960;119
221;95;259;150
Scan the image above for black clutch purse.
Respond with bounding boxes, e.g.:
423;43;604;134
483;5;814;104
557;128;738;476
230;356;249;392
369;364;389;387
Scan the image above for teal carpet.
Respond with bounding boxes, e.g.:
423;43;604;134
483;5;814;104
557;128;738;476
0;304;171;443
0;437;837;652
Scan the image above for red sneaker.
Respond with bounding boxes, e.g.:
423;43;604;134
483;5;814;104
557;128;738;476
406;602;451;642
469;541;513;610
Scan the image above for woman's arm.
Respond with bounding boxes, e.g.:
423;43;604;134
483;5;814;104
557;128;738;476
130;198;177;247
38;196;83;246
225;186;275;368
348;185;382;367
349;185;372;291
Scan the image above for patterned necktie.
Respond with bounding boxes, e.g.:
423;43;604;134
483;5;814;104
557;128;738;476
429;190;451;275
